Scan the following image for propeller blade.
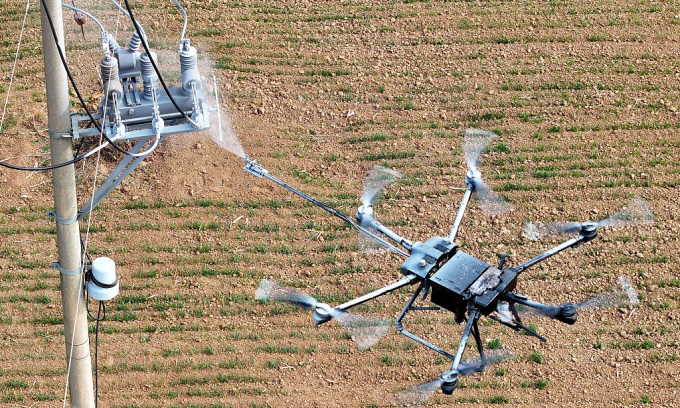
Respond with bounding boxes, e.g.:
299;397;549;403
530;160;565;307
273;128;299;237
254;279;318;309
463;129;513;215
357;166;402;253
333;311;392;351
256;280;391;349
474;177;514;216
457;349;515;376
524;197;654;241
361;165;402;207
523;221;582;241
577;276;639;309
394;349;514;405
463;128;497;172
596;196;654;228
511;276;639;320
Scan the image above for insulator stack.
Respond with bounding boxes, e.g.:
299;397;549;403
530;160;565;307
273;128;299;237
107;33;121;55
140;51;159;99
179;41;201;92
129;29;144;52
100;56;122;101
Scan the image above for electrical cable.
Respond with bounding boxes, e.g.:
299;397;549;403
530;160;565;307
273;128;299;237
171;0;188;49
123;0;199;128
0;115;95;172
108;0;130;18
1;140;110;171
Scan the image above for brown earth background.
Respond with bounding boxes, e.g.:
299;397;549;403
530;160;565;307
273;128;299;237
0;0;679;407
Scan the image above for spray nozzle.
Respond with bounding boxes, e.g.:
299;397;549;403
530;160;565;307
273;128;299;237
243;155;268;178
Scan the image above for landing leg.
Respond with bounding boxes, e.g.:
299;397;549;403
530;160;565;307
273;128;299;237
470;317;487;372
441;309;480;395
395;282;457;360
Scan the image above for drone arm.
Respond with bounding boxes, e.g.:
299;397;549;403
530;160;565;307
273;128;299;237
448;186;473;242
358;213;414;251
511;234;586;274
244;157;409;257
374;221;413;250
334;274;419;313
502;292;577;325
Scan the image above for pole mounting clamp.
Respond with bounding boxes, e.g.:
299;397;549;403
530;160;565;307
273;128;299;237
51;261;83;276
48;129;72;139
47;210;78;225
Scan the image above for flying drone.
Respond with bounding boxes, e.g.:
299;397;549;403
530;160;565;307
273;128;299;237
244;129;652;403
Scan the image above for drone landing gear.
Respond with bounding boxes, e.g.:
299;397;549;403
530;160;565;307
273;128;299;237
440;373;459;395
395;282;488;394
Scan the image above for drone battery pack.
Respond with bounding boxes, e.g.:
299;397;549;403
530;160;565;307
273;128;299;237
430;251;518;314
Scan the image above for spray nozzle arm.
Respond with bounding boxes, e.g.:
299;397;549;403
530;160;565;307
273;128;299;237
243;155;269;178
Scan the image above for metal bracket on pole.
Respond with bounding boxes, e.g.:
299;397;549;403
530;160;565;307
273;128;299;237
77;134;164;220
48;128;72;139
47;210;79;225
51;261;83;276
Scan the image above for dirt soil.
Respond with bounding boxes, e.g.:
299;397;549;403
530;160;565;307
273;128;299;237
1;0;679;407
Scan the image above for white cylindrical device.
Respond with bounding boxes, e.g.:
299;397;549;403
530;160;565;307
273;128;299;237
87;257;119;301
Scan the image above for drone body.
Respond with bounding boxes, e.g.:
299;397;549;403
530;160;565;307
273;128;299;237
401;238;518;318
245;129;651;402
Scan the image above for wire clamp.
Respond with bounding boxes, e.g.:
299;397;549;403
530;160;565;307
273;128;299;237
48;129;72;140
47;210;78;225
51;261;83;276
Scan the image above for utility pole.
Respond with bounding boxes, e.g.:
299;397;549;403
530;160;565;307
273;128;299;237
40;0;95;406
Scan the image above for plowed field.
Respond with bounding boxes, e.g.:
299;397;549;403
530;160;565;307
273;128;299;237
0;1;679;407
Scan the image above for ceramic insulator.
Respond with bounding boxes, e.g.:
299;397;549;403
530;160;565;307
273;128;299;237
140;51;158;99
179;43;201;92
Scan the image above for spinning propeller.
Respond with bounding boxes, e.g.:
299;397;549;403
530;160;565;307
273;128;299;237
255;279;391;350
361;165;402;208
524;196;654;241
356;166;402;252
463;129;513;216
394;350;515;405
